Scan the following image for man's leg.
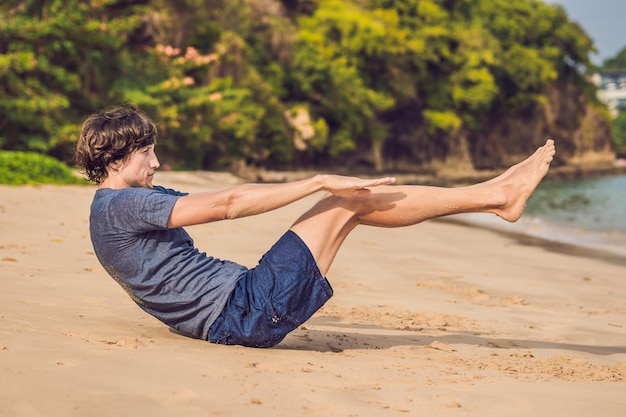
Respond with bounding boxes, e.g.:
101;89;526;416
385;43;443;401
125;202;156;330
290;139;556;275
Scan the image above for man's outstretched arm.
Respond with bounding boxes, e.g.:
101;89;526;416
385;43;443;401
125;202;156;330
167;174;395;228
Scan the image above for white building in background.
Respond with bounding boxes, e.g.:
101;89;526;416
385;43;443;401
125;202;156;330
592;71;626;117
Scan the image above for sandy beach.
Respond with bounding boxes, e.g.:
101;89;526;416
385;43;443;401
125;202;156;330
1;171;625;417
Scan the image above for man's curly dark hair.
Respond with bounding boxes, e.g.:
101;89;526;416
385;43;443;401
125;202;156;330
75;104;157;184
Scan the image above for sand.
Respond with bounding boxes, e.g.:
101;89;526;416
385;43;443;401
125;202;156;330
1;171;625;417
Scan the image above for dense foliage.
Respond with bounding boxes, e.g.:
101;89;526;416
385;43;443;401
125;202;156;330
610;112;626;157
0;151;86;184
0;0;600;171
602;48;626;156
602;48;626;71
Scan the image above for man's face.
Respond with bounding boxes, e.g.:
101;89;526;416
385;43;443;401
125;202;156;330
111;144;160;189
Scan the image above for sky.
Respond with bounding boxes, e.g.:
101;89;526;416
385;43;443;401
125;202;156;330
545;0;626;64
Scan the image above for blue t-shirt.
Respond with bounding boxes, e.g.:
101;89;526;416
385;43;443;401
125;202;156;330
89;185;247;339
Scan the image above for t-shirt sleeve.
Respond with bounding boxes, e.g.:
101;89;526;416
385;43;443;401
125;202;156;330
110;187;184;232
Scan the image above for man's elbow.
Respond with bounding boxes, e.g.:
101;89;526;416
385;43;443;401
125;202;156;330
224;204;251;220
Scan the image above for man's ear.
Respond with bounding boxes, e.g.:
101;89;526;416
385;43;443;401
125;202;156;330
108;159;124;172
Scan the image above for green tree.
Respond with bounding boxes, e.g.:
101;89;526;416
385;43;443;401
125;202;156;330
375;0;595;167
601;46;626;155
0;0;152;161
288;1;404;168
603;47;626;70
611;111;626;156
116;0;293;169
470;0;593;108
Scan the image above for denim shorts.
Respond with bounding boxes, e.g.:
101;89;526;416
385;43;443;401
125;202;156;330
208;230;333;348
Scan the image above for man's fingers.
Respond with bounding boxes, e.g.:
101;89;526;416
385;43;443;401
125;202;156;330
363;177;396;187
340;177;395;195
324;175;396;195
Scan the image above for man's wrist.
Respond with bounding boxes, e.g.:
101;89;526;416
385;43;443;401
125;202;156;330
314;174;328;192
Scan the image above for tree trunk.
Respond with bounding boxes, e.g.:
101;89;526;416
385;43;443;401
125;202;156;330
371;139;384;173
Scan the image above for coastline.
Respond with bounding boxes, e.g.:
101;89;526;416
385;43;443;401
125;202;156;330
1;175;625;417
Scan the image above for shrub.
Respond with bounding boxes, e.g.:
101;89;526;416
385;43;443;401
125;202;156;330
0;151;87;185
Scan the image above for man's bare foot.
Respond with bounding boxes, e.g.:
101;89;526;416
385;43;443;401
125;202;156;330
491;139;556;222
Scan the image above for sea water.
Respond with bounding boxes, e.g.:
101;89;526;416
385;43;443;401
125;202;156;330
455;174;626;258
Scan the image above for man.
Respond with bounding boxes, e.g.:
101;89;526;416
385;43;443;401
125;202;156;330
75;105;556;347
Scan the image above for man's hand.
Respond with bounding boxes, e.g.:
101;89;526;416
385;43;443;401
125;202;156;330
320;174;396;196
